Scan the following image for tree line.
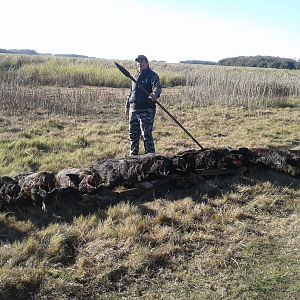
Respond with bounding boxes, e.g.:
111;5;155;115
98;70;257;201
0;48;39;55
0;48;94;59
1;48;299;70
180;56;300;69
179;60;217;65
218;55;300;69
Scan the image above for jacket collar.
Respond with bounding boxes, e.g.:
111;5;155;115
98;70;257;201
138;67;150;76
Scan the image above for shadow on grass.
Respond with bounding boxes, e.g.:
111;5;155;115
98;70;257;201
0;221;29;244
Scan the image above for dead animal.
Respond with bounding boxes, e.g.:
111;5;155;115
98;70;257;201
1;148;300;211
56;167;102;201
253;149;300;177
0;176;22;206
56;168;85;189
195;148;249;170
56;167;102;190
92;153;174;188
18;171;57;206
170;149;203;172
78;169;102;193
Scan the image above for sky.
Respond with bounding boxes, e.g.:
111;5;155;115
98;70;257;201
1;0;300;63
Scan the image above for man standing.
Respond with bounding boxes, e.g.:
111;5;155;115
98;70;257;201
125;55;162;156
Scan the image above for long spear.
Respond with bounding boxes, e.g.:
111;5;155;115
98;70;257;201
114;62;205;150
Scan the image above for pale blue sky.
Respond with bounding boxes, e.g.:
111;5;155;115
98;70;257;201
1;0;300;62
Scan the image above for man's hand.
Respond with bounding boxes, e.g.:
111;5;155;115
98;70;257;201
125;107;129;118
125;97;130;118
148;93;158;102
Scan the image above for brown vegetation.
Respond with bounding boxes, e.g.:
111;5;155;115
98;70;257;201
0;55;300;299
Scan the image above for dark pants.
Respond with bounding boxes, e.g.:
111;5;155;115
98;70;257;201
129;108;156;156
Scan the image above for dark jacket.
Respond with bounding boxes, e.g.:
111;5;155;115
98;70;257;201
127;68;161;110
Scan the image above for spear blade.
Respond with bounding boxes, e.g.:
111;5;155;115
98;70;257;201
114;62;132;79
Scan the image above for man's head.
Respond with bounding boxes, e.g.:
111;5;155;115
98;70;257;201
135;55;149;72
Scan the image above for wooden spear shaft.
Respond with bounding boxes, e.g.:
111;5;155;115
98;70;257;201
114;62;205;150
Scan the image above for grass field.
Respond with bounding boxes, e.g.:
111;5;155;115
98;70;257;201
0;55;300;299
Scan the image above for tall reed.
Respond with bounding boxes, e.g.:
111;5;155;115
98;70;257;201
1;54;300;113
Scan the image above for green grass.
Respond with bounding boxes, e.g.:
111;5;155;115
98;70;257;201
0;96;299;176
0;55;186;88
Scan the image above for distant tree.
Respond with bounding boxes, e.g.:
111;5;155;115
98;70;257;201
54;54;92;59
0;48;96;59
9;49;39;55
180;60;217;65
218;55;298;70
281;59;296;69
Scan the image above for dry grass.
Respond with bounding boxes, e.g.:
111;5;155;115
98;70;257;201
1;55;300;113
0;173;299;299
0;91;299;176
0;58;300;299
